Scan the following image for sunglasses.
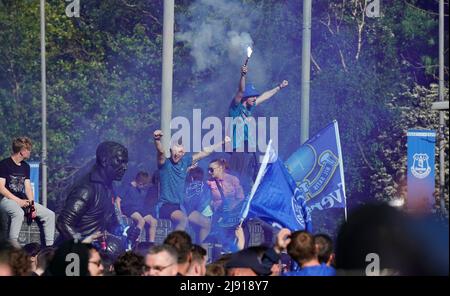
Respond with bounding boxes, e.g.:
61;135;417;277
89;260;103;267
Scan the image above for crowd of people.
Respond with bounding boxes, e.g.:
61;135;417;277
0;226;337;276
0;63;448;276
2;201;448;276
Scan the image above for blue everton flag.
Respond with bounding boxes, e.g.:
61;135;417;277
29;162;40;203
285;121;347;218
240;140;313;232
407;129;436;211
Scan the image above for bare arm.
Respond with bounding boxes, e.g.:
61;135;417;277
192;136;231;163
115;196;122;213
255;80;288;106
24;179;34;202
24;179;36;217
210;188;223;211
232;65;248;105
274;228;292;254
153;130;166;166
235;225;245;250
234;177;245;200
0;178;29;207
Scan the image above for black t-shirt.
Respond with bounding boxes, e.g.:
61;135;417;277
118;184;158;215
119;183;147;212
0;157;30;200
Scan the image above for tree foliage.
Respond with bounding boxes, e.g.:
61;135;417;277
0;0;448;213
370;84;449;209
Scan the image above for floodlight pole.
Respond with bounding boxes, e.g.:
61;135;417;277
437;0;447;217
161;0;174;157
40;0;47;207
300;0;312;145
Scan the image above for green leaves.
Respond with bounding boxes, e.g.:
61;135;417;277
0;0;447;211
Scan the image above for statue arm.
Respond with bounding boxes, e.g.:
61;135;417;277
56;186;92;240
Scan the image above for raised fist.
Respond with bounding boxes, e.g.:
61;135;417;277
279;80;289;89
241;65;248;76
153;130;163;141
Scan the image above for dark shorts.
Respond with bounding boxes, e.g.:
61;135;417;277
123;207;155;218
228;142;260;194
159;203;182;219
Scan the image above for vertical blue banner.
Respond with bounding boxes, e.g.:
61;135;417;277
29;162;40;203
407;129;436;211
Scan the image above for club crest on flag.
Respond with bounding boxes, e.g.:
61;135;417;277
411;153;431;179
293;146;339;203
239;121;347;232
286;121;347;216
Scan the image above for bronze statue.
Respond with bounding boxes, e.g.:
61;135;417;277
56;141;139;254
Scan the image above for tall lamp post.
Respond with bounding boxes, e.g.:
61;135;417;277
300;0;312;145
40;0;47;207
436;0;448;217
161;0;175;156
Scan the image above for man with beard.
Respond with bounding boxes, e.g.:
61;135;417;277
153;130;230;231
228;64;288;194
56;141;139;250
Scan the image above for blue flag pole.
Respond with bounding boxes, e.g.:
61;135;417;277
239;139;274;226
333;121;348;221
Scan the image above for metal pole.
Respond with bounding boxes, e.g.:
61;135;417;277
40;0;47;207
438;0;447;217
161;0;174;157
300;0;312;144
